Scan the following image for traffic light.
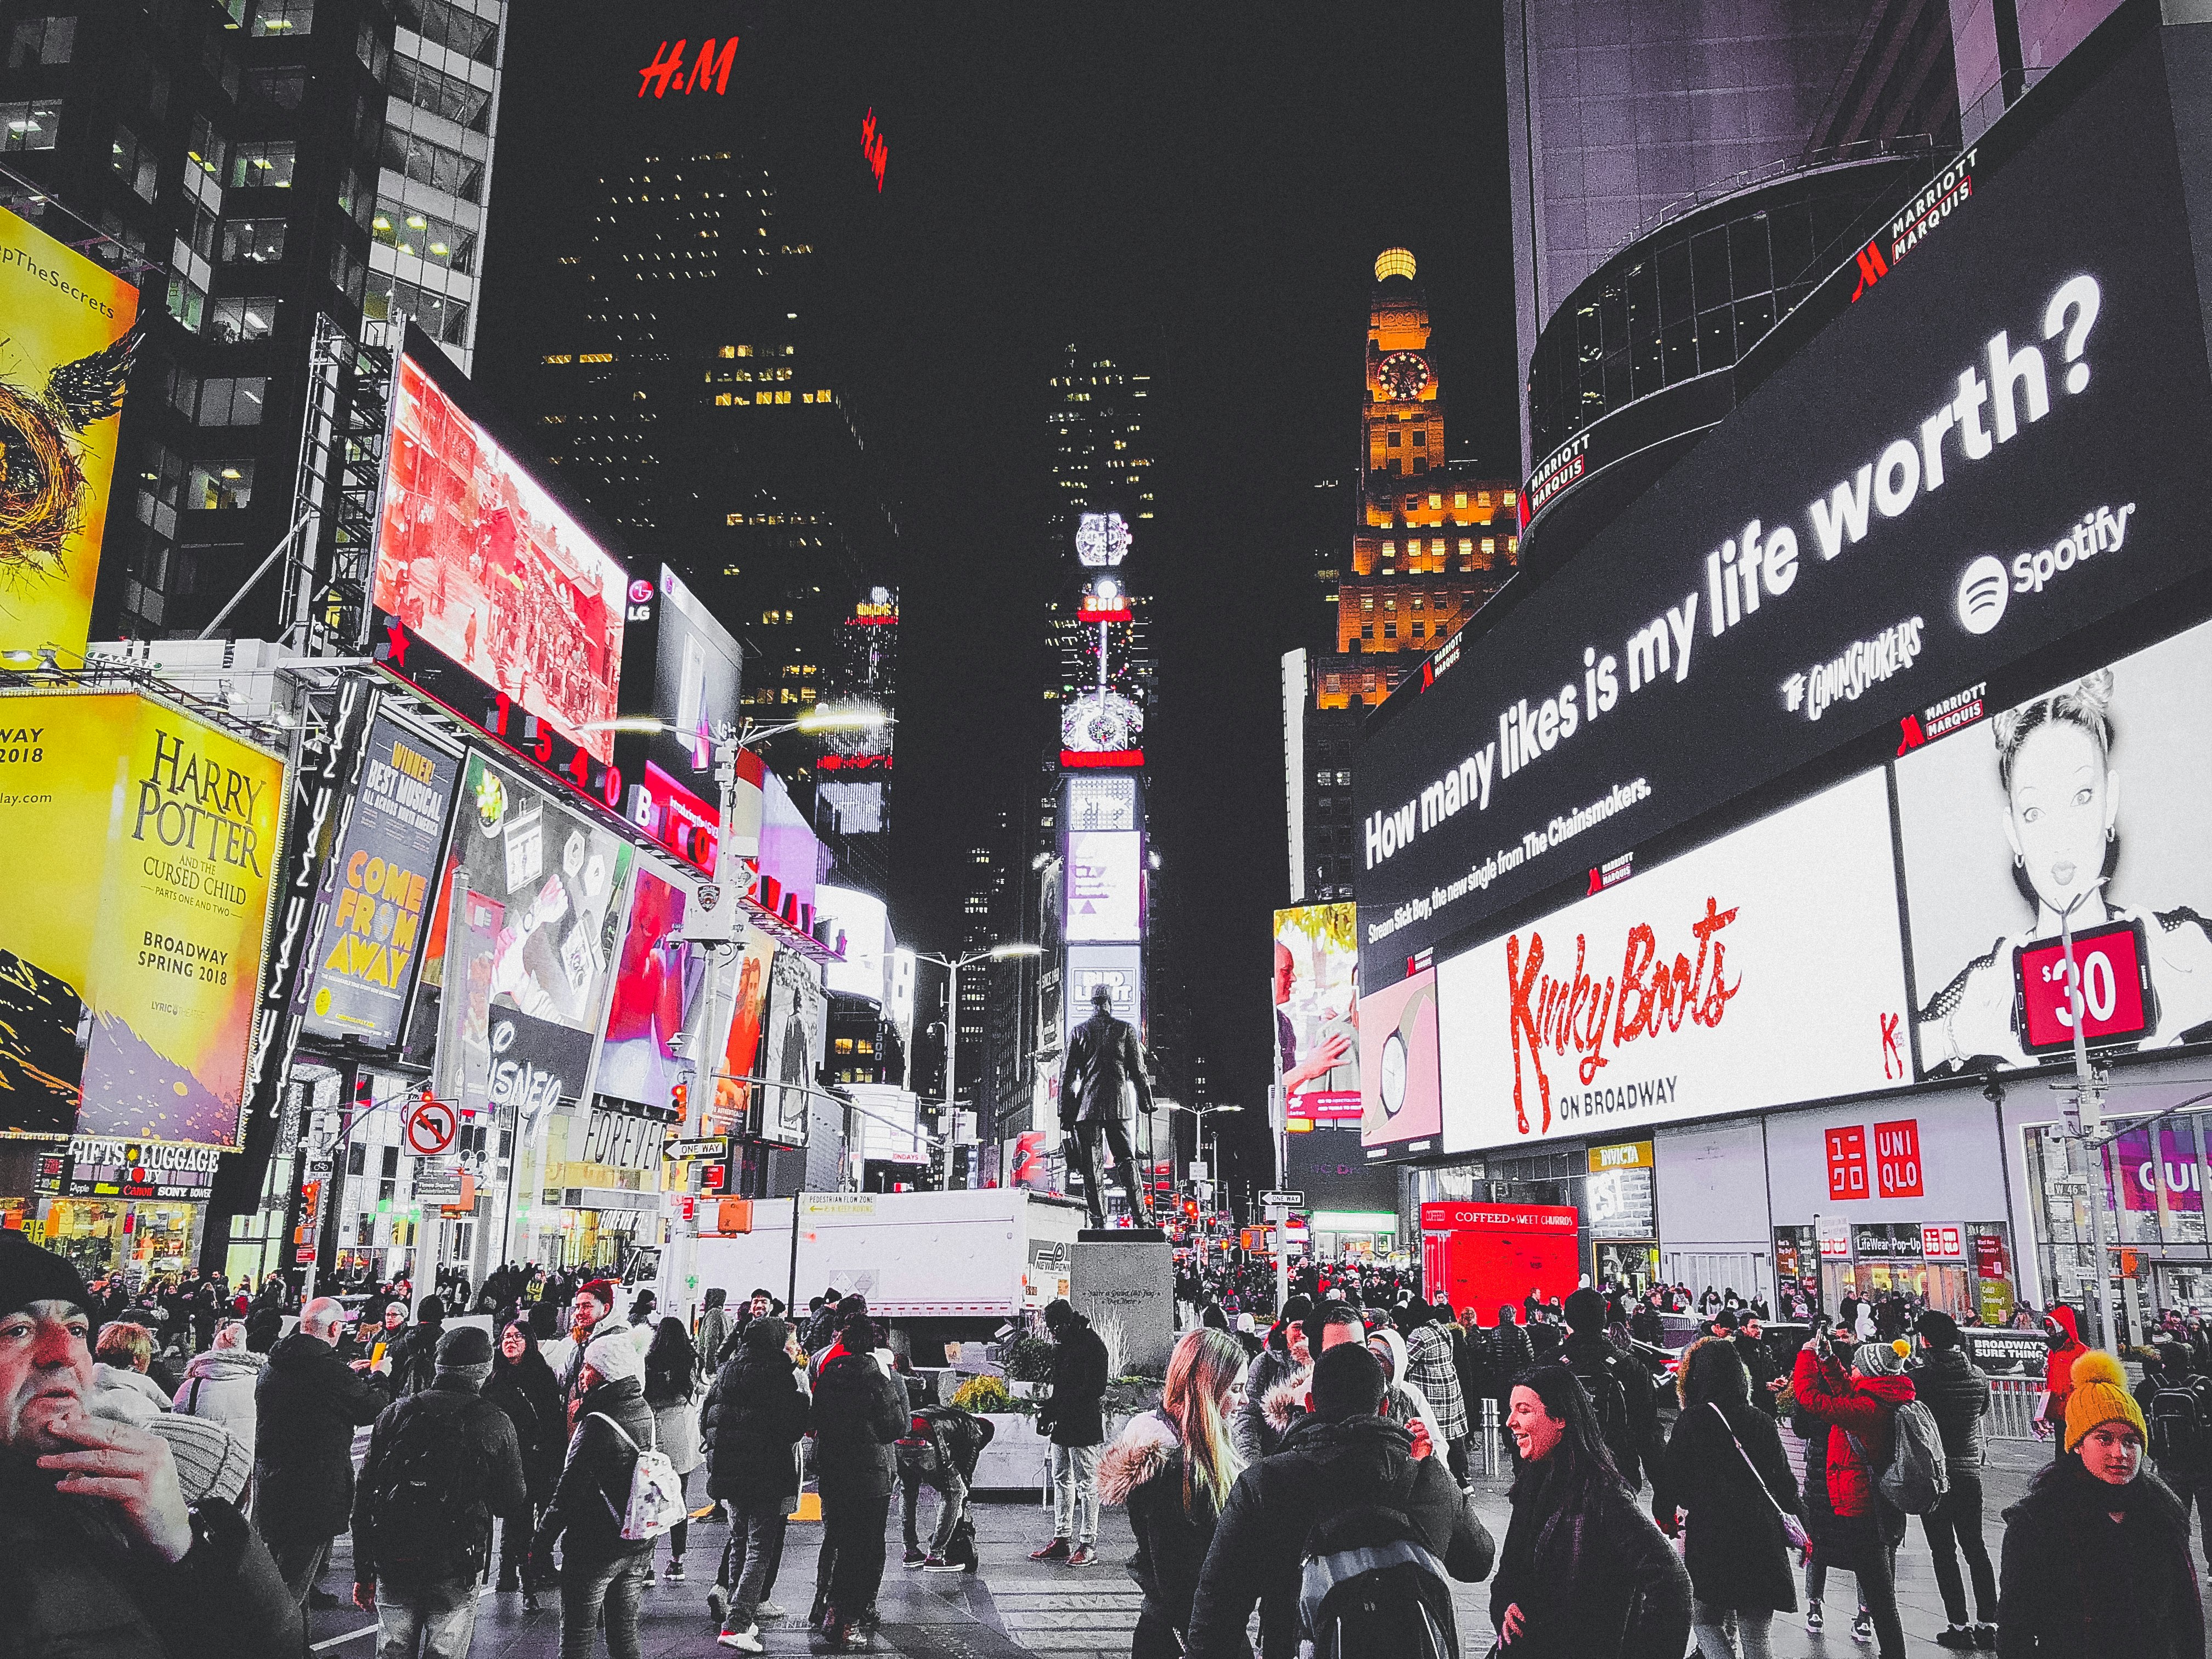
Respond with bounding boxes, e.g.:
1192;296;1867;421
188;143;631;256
671;1081;689;1118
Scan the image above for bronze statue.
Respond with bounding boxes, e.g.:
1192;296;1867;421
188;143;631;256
1059;983;1153;1228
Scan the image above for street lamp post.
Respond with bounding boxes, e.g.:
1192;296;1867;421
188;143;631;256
913;943;1042;1192
1171;1102;1241;1260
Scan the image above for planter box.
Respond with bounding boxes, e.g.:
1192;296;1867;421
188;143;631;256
1007;1379;1042;1399
970;1412;1135;1495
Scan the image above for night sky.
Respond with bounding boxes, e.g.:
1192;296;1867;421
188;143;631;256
476;3;1516;1186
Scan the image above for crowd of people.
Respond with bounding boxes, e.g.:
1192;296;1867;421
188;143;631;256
12;1223;2210;1659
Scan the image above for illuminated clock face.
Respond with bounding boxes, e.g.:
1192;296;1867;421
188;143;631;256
1378;352;1430;399
1062;690;1144;753
1380;1031;1408;1116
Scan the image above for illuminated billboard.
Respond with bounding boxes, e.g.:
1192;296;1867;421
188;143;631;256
757;949;825;1147
1065;829;1140;943
596;866;706;1111
0;205;140;659
1273;904;1358;1120
1434;772;1909;1153
1075;511;1131;567
300;709;461;1048
614;564;742;872
1066;945;1142;1046
817;884;890;1004
706;930;777;1136
0;692;285;1146
1358;966;1439;1156
370;331;629;802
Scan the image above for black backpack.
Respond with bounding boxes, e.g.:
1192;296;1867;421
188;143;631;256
2149;1376;2212;1469
1564;1352;1634;1472
368;1395;494;1577
1298;1460;1459;1659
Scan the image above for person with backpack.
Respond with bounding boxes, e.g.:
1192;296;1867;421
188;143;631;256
1998;1348;2203;1655
2140;1339;2212;1576
385;1296;447;1398
483;1315;565;1605
351;1325;528;1658
1560;1287;1663;1491
1184;1341;1493;1659
703;1317;810;1653
808;1311;908;1646
642;1317;705;1584
1101;1329;1247;1658
1910;1311;1997;1649
1790;1336;1923;1659
1653;1338;1804;1659
535;1331;658;1659
1234;1294;1311;1463
1491;1305;1534;1441
174;1318;263;1463
2035;1305;2088;1458
1491;1361;1690;1658
896;1402;996;1571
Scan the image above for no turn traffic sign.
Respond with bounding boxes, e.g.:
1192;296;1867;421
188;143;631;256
405;1096;457;1156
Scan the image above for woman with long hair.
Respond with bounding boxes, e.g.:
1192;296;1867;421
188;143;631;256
1490;1364;1690;1658
644;1316;706;1583
483;1315;566;1605
1099;1328;1248;1659
1654;1338;1803;1659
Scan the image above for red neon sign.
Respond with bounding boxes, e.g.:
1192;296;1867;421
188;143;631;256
638;36;739;98
861;107;889;191
1060;749;1143;769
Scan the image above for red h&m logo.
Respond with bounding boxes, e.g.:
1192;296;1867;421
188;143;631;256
1826;1126;1868;1201
1849;236;1889;303
637;37;739;99
862;108;889;191
1875;1119;1924;1198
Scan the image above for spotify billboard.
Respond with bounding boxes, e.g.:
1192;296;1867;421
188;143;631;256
1352;13;2212;995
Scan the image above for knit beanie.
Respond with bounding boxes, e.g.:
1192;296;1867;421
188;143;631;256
582;1329;644;1385
436;1324;494;1387
0;1228;89;1319
2063;1351;2147;1452
1915;1310;1962;1351
1854;1340;1908;1376
1563;1287;1606;1333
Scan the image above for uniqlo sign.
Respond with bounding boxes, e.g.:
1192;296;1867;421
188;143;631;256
1827;1127;1869;1200
1875;1119;1925;1198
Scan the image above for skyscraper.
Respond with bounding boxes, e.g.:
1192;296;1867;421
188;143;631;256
1290;251;1517;903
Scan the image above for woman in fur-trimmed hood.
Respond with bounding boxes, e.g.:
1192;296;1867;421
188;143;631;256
1099;1328;1246;1659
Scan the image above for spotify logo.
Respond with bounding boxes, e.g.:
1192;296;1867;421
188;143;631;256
1955;556;2010;635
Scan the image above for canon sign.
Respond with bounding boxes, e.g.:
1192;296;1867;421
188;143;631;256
1352;27;2212;992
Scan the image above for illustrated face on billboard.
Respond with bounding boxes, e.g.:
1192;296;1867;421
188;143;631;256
0;692;284;1146
1358;966;1439;1154
596;866;704;1110
1897;616;2212;1076
1273;904;1359;1116
302;711;460;1047
1066;830;1140;943
373;352;628;763
0;206;140;659
758;949;824;1147
1435;771;1910;1152
706;932;776;1136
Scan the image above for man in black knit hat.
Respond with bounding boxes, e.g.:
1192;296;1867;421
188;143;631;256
0;1228;300;1656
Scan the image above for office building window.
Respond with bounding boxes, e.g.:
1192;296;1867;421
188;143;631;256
221;217;286;264
0;100;59;151
398;0;500;66
251;0;313;35
379;128;484;202
196;375;267;425
111;126;158;202
366;274;469;346
188;459;253;511
1412;428;1426;445
371;206;476;272
7;16;74;66
1386;429;1401;447
390;57;490;132
246;66;308;110
207;295;278;343
229;140;296;189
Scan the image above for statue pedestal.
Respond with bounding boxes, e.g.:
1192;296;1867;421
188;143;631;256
1071;1231;1174;1378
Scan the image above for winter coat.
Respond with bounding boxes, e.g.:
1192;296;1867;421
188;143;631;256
1232;1342;1298;1463
92;1362;172;1424
1491;1317;1535;1390
1489;1462;1692;1659
1039;1315;1110;1448
537;1374;656;1563
1370;1325;1446;1444
253;1329;393;1537
1098;1412;1218;1639
648;1381;704;1477
809;1350;907;1497
483;1347;567;1505
896;1405;993;1490
1184;1410;1494;1659
1403;1321;1469;1441
1911;1347;1992;1473
1790;1346;1915;1520
386;1320;443;1397
1652;1399;1802;1613
1733;1331;1782;1416
174;1347;264;1458
696;1301;735;1371
0;1466;301;1659
350;1376;529;1590
704;1338;810;1506
1997;1455;2204;1658
1561;1327;1664;1489
2042;1305;2088;1427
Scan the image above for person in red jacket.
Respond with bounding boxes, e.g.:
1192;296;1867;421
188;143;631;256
1793;1333;1917;1659
2035;1304;2089;1459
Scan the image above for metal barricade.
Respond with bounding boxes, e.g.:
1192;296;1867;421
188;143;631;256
1987;1375;2045;1440
1479;1396;1502;1480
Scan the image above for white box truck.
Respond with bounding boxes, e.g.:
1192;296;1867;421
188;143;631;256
689;1189;1087;1350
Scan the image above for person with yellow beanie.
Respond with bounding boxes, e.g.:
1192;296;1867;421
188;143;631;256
1997;1350;2205;1655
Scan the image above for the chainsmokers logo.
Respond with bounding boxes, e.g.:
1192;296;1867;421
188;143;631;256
1505;898;1741;1136
1955;500;2136;636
